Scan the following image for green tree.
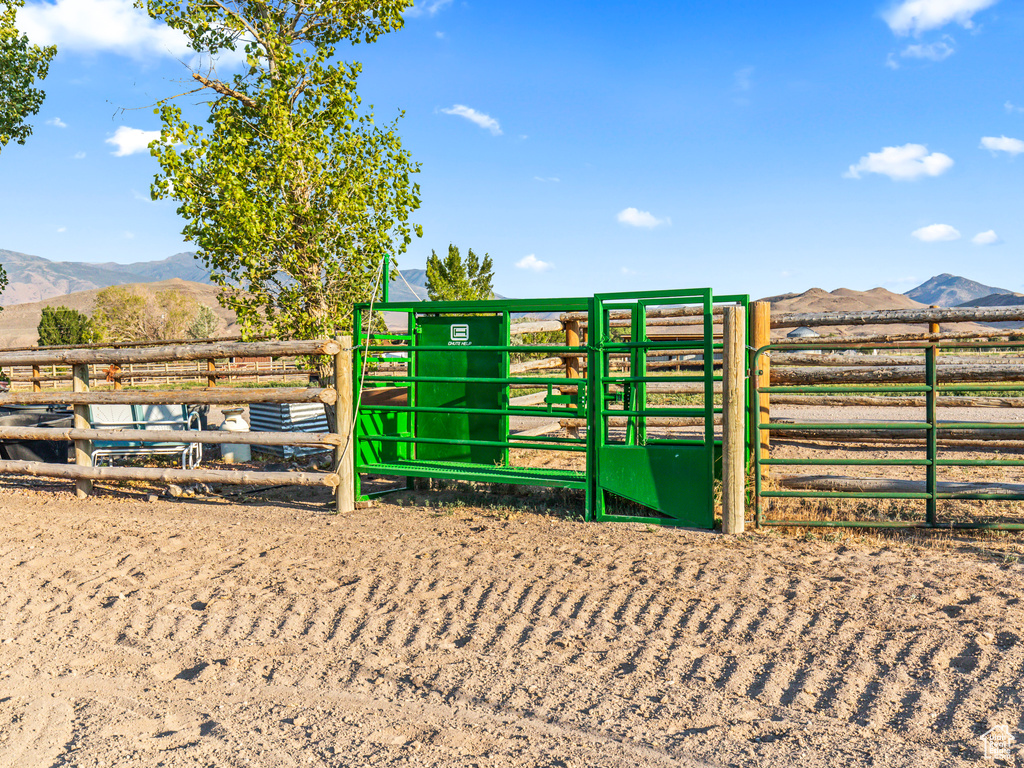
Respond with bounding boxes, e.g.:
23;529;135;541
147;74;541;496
0;264;6;311
425;245;495;301
156;288;200;340
92;286;201;342
0;0;56;153
37;306;96;346
146;0;421;365
92;286;153;342
188;304;219;339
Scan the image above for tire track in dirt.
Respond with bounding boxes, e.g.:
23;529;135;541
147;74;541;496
2;496;1023;766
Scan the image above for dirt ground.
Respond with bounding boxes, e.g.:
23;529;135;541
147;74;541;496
2;476;1024;768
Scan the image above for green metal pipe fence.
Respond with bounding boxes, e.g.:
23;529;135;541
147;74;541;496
352;289;749;526
752;339;1024;529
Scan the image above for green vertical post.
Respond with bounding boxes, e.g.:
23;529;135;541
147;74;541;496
636;306;648;445
502;309;511;467
626;308;639;446
352;312;363;502
925;344;938;526
381;253;390;304
589;297;605;520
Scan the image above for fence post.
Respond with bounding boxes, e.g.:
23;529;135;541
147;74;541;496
334;335;355;514
32;365;41;393
722;306;745;534
207;358;217;388
564;320;580;438
72;363;93;499
750;300;771;463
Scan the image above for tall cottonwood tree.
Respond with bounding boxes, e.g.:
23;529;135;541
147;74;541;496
1;0;56;298
146;0;421;352
0;0;55;153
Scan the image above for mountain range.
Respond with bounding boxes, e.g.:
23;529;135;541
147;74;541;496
0;248;428;306
903;273;1014;307
0;247;1019;314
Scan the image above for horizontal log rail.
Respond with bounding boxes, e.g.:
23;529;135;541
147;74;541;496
771;353;1024;367
560;414;722;428
510;357;567;373
770;328;1024;346
0;460;339;487
4;367;312;384
770;427;1024;441
771;364;1024;385
0;335;250;353
772;305;1024;329
0;426;341;447
770;395;1024;408
0;340;341;367
777;475;1024;497
0;386;336;406
510;320;564;334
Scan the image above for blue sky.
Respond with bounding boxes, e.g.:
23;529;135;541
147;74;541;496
2;0;1023;299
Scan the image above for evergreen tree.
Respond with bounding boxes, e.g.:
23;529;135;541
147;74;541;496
425;245;495;301
37;306;96;346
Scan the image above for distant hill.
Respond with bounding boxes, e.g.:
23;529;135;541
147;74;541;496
958;292;1024;307
761;286;926;314
758;286;988;337
0;279;236;349
0;247;433;306
905;274;1013;307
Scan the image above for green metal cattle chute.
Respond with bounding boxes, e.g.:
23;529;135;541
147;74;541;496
352;288;749;526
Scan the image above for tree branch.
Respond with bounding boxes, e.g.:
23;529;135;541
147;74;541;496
192;73;257;108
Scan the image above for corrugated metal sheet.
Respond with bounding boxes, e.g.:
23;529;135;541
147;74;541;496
249;402;330;459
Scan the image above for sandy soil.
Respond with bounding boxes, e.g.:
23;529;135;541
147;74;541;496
2;476;1023;767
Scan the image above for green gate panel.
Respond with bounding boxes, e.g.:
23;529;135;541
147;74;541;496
597;445;713;528
356;410;411;465
415;315;506;465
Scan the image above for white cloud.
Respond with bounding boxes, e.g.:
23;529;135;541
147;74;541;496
616;207;670;228
46;117;67;128
900;38;955;60
1006;101;1024;114
106;126;160;156
406;0;453;17
533;176;560;183
515;254;552;272
123;231;135;239
883;0;999;36
844;143;954;180
17;0;191;59
980;135;1024;156
440;105;502;136
885;53;901;69
57;226;66;233
912;223;961;242
972;229;1001;244
73;151;86;159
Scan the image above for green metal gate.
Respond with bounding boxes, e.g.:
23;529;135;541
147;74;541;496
352;288;748;527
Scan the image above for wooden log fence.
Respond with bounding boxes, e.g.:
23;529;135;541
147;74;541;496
751;301;1024;526
0;386;336;406
0;339;351;499
772;305;1024;329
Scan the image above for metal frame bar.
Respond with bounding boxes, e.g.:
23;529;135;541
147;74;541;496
752;340;1024;529
351;291;750;525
